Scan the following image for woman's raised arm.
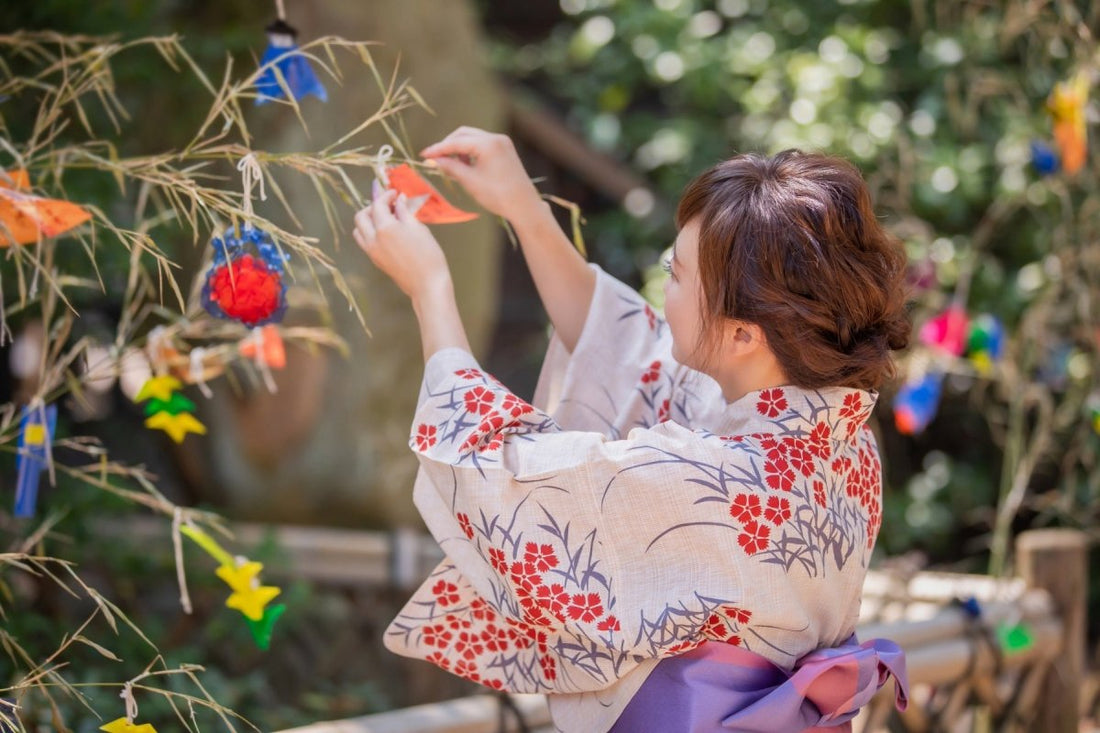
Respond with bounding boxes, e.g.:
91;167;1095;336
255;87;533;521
422;127;595;352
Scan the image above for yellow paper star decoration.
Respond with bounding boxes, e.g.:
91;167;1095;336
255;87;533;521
134;375;183;403
226;584;282;621
215;561;265;593
216;561;281;620
100;717;158;733
144;411;207;443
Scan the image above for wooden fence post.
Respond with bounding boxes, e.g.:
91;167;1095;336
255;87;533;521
1015;528;1088;733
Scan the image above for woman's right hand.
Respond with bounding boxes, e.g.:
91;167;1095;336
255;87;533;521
420;127;543;222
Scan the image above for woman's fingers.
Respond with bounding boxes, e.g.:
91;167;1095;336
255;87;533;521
393;192;412;223
354;207;375;242
369;189;398;230
420;126;488;158
431;155;474;186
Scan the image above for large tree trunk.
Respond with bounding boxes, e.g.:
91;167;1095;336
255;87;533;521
186;0;504;529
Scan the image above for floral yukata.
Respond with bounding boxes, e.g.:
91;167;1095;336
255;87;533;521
385;266;888;732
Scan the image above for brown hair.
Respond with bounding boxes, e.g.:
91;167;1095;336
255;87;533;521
675;149;910;391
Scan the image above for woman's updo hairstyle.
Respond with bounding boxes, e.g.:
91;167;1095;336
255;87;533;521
676;150;910;391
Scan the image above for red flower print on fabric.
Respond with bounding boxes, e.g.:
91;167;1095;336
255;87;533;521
729;493;763;523
463;386;495;415
484;678;505;690
501;392;533;418
702;613;729;639
540;654;558;681
454;631;485;660
764;495;791;526
726;635;742;646
867;506;882;548
764;458;796;492
567;592;605;623
644;303;658;330
839;392;863;419
722;606;752;625
469;597;495;622
536;583;570;622
597;615;621;632
422;623;453;648
454;660;480;682
481;623;509;652
808;421;832;459
787;444;816;478
414;423;437;451
432;580;460;607
426;651;451;671
488;547;508;575
641;360;662;384
737;520;771;555
477;436;503;453
756;388;788;418
455;368;482;380
509;561;541;591
813;480;827;508
657;398;671;423
666;639;704;655
444;613;471;631
456;512;475;539
524;542;559;573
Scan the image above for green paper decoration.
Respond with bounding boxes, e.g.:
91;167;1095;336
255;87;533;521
246;603;287;650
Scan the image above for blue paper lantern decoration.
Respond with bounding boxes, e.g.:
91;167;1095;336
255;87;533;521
894;371;943;436
14;402;57;518
201;224;289;327
255;19;327;105
1030;140;1060;176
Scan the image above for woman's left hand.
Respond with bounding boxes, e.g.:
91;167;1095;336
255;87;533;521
353;189;452;303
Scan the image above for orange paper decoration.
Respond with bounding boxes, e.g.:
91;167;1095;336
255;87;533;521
0;169;92;246
240;325;287;369
1047;73;1089;176
386;164;478;224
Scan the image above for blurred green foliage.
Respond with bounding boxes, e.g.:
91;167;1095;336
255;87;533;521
484;0;1100;572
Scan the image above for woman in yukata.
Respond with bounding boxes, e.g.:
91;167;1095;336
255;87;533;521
352;127;911;733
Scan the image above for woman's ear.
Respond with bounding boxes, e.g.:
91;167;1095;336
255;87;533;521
727;321;766;353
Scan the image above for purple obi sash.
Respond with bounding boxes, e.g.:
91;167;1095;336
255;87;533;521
610;636;908;732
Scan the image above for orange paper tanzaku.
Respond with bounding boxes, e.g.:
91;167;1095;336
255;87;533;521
386;164;478;224
240;325;287;369
1047;73;1089;176
0;169;91;246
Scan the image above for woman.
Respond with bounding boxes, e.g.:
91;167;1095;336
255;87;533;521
353;128;909;732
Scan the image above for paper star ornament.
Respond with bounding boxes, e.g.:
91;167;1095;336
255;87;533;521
144;411;207;443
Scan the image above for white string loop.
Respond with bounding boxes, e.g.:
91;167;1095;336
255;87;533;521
190;348;214;399
371;144;394;188
237;153;267;219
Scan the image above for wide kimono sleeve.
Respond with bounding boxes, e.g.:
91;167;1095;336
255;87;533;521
533;264;720;436
385;345;753;696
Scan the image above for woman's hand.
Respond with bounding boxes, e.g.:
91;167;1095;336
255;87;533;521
353;189;451;303
420;127;543;223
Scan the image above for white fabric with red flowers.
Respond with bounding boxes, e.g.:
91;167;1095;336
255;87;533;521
385;266;883;733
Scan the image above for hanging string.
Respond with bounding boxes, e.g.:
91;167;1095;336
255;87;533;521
248;328;278;394
237;153;267;220
120;679;138;721
172;508;193;615
190;348;214;399
145;326;171;377
29;396;56;487
370;144;394;188
275;0;286;21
